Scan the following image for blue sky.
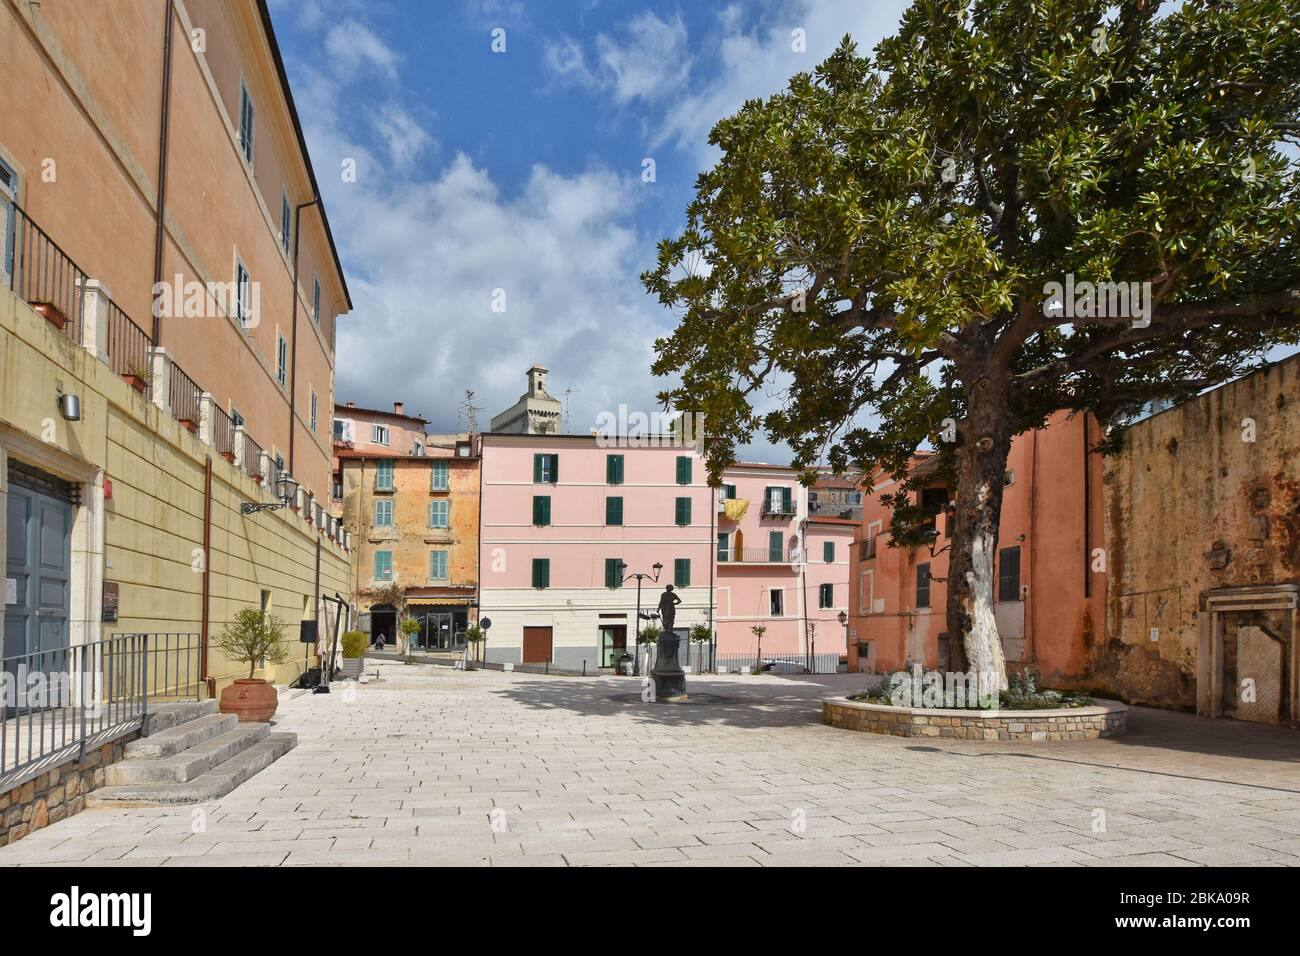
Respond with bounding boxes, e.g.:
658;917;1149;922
267;0;913;458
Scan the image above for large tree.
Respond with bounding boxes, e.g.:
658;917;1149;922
644;0;1300;687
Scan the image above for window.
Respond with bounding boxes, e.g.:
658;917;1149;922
719;483;737;500
675;456;692;485
531;558;550;589
998;546;1022;602
431;460;449;490
273;453;284;483
605;558;623;589
823;541;835;563
375;460;394;491
674;496;691;526
819;583;834;609
279;192;291;253
374;550;393;581
372;424;390;445
674;558;691;588
332;475;343;500
373;500;393;527
276;334;287;387
717;531;731;562
768;530;784;562
429;499;449;528
769;589;784;616
533;453;559;483
0;157;16;283
606;454;624;485
605;496;623;526
764;486;794;515
310;390;318;432
238;81;255;166
430;550;448;581
916;562;931;609
312;276;321;326
334;419;347;441
531;495;551;527
235;260;251;328
412;441;424;457
231;408;245;428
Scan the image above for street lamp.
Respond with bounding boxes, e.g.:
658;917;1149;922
240;471;300;515
616;560;662;676
838;610;849;669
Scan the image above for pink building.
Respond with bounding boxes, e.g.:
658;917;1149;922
714;464;856;665
478;433;714;669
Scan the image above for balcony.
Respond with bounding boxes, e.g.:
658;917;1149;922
718;546;796;565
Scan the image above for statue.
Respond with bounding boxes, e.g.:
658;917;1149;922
657;584;682;632
650;585;686;701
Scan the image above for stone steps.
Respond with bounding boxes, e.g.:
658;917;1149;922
89;733;296;806
143;700;219;735
106;723;270;786
125;713;239;760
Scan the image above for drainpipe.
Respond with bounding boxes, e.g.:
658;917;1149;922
288;198;320;475
1082;411;1092;599
151;0;176;346
1028;426;1039;665
708;482;716;672
201;457;214;698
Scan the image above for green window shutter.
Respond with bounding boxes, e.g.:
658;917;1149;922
533;454;543;483
375;551;392;580
674;558;690;588
606;496;623;526
717;532;730;561
768;531;783;561
723;483;736;499
607;454;624;485
605;558;623;589
676;456;692;485
782;487;793;513
550;454;559;483
675;496;691;526
824;541;835;563
532;558;550;589
532;495;550;526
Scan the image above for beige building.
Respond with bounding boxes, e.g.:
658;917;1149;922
333;402;480;650
1;0;353;698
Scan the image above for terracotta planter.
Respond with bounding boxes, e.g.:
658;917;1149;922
33;302;68;329
221;451;236;463
219;678;279;722
122;373;148;393
180;418;198;433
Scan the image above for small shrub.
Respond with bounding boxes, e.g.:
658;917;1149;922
341;631;368;659
213;607;288;680
640;623;663;644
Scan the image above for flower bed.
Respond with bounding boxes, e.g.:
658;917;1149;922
822;696;1127;741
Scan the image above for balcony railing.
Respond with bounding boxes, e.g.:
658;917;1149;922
4;201;84;345
105;296;151;383
210;403;234;461
170;359;202;430
243;432;265;481
718;546;795;564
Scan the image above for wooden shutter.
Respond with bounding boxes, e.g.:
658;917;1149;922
676;456;692;485
532;495;550;526
606;496;622;525
533;454;543;482
674;558;690;588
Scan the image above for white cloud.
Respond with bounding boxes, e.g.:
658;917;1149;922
324;18;401;82
371;103;434;169
545;11;691;105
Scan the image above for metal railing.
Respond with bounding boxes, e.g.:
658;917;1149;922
170;358;202;429
4;201;84;345
105;296;152;382
713;651;842;675
211;403;234;459
1;633;202;793
717;547;795;564
243;432;264;480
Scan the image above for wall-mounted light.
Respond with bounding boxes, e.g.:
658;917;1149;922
57;391;81;422
240;471;300;515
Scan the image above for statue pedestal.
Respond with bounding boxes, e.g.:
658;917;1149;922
650;632;687;701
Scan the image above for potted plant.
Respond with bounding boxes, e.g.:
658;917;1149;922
688;623;712;672
750;624;767;674
339;630;368;679
464;623;484;667
398;616;421;658
214;608;288;722
122;363;151;393
31;300;68;330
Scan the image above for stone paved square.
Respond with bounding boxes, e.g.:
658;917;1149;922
1;661;1297;868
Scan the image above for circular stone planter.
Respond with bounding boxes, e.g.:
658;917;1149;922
822;696;1127;741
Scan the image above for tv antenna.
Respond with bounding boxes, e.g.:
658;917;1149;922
459;389;482;434
562;387;581;433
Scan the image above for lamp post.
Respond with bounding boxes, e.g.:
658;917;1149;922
616;561;662;676
837;610;848;670
240;471;300;515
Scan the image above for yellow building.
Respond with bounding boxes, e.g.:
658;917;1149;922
1;0;353;693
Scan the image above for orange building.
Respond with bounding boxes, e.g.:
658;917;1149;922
0;0;349;500
846;410;1106;685
333;402;480;649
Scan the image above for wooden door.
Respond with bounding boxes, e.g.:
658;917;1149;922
522;626;553;664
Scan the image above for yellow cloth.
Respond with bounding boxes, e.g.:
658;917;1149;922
723;498;750;521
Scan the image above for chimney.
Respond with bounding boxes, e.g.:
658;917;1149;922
394;401;405;415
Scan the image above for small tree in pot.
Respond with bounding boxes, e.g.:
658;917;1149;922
398;616;421;658
215;608;288;722
339;630;368;679
464;623;484;667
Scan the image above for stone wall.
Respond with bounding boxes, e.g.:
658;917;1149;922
822;697;1127;741
0;737;131;847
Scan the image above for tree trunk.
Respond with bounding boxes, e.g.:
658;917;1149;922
945;378;1013;692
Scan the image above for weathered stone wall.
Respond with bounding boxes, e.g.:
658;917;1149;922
822;698;1127;741
1098;353;1300;710
0;738;131;847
